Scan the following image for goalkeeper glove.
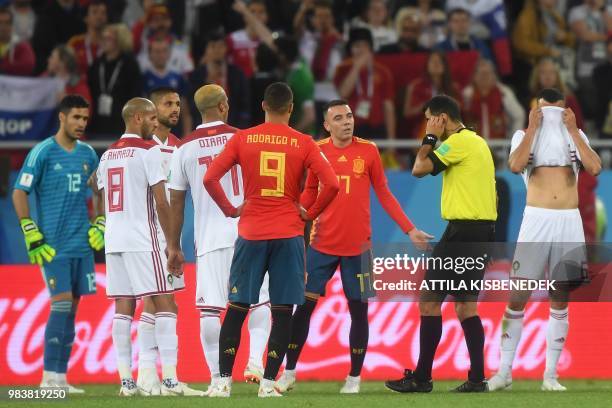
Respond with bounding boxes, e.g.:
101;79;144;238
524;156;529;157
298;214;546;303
88;216;105;251
20;218;56;265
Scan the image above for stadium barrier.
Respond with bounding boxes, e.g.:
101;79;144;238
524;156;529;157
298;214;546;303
1;264;611;385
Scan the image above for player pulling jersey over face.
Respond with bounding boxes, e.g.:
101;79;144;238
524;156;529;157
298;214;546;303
203;82;339;398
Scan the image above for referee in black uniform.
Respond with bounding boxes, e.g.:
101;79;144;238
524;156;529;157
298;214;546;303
386;95;497;393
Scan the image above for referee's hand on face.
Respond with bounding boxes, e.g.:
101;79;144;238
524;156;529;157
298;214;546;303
425;115;446;138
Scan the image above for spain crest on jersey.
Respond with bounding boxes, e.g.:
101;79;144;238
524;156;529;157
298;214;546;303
353;157;365;177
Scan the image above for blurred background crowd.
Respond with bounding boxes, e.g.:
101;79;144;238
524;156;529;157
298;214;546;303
0;0;611;170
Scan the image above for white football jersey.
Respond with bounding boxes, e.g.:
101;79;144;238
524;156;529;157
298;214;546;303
152;133;180;248
168;121;243;256
97;134;166;253
510;106;589;187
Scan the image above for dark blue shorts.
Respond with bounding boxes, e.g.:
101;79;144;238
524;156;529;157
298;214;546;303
40;253;96;297
229;236;305;305
305;247;375;300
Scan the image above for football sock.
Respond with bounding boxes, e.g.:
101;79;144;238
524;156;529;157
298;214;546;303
218;303;249;377
545;307;569;379
263;305;293;381
44;301;71;373
499;307;524;377
58;302;76;374
112;314;133;380
155;312;178;380
461;316;485;382
248;303;271;367
137;312;157;370
348;300;369;377
200;309;221;378
285;296;317;370
414;315;442;382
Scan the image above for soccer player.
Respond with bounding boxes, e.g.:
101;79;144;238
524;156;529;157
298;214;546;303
488;89;601;392
276;100;433;394
167;84;272;392
96;98;189;396
135;87;182;393
13;95;102;393
386;95;497;393
201;82;339;397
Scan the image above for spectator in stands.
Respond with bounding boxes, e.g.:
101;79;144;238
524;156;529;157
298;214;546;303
529;57;585;128
88;24;142;137
569;0;609;117
142;35;192;136
294;0;342;128
0;6;34;76
135;4;193;76
446;0;512;75
435;8;493;62
462;59;525;139
403;50;459;139
189;30;250;128
512;0;575;66
378;7;429;54
334;28;396;141
593;35;612;138
68;0;107;78
44;44;91;104
275;35;316;135
227;0;274;79
9;0;35;42
250;43;281;125
395;0;446;49
31;0;85;74
351;0;397;51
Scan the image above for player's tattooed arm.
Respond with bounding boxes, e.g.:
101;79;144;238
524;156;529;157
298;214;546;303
88;172;105;217
152;181;172;248
167;189;186;276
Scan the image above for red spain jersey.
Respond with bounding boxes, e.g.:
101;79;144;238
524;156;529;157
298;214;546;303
67;34;101;76
302;137;414;256
204;122;339;240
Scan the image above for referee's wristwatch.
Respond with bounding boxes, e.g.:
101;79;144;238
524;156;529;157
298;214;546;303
422;134;438;147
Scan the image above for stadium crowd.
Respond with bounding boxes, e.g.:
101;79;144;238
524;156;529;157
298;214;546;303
0;0;611;158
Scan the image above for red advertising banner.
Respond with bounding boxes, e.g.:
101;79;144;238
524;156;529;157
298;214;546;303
1;265;611;385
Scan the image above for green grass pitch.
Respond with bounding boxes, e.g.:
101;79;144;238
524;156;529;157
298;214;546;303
3;381;612;408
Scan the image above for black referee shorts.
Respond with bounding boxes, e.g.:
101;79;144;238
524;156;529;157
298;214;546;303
422;220;495;302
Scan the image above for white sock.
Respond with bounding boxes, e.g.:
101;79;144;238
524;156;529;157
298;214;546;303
200;311;221;378
283;369;296;378
260;378;275;389
42;370;57;383
138;313;157;370
498;307;524;378
248;304;271;367
112;314;133;380
545;307;569;379
155;312;178;380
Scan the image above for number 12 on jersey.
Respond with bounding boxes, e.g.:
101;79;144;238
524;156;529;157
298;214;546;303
199;155;240;196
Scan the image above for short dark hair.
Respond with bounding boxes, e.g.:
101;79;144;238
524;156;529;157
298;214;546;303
59;95;90;115
274;36;299;63
264;82;293;114
255;43;279;72
86;0;106;13
347;27;373;51
323;99;349;114
538;88;565;103
314;0;333;10
423;95;462;122
149;87;179;104
249;0;267;8
448;8;471;19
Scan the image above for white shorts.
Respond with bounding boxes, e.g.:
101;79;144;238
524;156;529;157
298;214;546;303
512;206;587;282
196;247;270;310
106;251;185;298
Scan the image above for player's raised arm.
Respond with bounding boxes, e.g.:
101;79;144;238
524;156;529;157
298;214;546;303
508;107;541;173
562;108;601;176
204;133;241;217
302;141;339;220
